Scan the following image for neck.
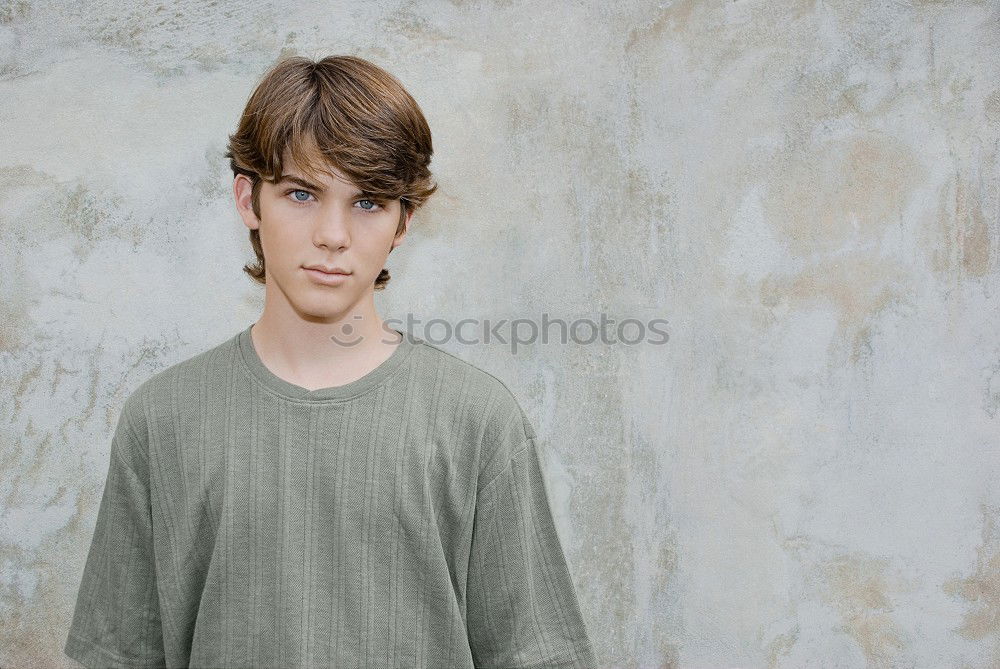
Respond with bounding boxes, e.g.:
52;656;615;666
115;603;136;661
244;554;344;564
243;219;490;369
250;292;403;390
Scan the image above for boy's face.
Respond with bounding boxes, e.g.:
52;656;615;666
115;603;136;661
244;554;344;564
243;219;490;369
234;152;412;325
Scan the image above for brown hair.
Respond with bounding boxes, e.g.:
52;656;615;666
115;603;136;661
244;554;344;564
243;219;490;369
225;54;437;290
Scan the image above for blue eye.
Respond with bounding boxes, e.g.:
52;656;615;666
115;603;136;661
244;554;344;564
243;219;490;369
284;188;383;212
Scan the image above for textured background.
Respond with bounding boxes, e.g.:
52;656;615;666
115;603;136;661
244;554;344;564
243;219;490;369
2;1;999;667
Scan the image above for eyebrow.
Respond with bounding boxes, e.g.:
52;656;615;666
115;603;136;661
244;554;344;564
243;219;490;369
276;174;369;198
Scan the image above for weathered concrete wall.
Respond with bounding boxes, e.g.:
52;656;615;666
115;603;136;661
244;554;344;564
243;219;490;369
2;1;998;666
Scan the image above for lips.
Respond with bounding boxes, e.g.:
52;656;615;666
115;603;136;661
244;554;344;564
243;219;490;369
303;265;352;286
304;265;351;275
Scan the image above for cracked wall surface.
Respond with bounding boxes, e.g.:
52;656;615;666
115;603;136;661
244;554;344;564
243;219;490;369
2;1;998;667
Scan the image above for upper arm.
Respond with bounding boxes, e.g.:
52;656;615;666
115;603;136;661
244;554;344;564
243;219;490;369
465;435;597;669
64;394;166;668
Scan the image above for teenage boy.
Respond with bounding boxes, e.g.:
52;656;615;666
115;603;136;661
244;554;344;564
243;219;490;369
64;54;597;668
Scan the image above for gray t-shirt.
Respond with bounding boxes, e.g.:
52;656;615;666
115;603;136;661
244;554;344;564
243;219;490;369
64;324;596;668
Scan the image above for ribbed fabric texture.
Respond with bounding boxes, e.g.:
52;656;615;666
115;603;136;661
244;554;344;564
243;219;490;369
64;324;597;669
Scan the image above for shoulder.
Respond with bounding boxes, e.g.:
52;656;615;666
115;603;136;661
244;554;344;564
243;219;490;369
408;337;532;428
407;337;536;486
119;329;241;439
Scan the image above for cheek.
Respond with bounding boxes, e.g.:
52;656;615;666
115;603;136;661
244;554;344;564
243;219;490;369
259;227;300;270
358;225;397;255
352;243;384;276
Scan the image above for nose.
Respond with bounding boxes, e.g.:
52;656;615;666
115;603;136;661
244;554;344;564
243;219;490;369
312;204;351;250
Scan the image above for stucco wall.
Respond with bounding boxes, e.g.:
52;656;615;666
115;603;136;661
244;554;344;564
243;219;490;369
2;1;998;667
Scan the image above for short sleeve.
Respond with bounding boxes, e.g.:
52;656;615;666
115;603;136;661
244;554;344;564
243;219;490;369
64;397;165;668
465;436;597;669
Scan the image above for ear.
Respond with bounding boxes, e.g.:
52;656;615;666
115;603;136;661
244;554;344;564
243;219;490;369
233;174;260;231
390;209;414;251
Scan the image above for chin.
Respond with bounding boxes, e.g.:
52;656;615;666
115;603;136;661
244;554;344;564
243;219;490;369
292;288;366;319
295;292;349;312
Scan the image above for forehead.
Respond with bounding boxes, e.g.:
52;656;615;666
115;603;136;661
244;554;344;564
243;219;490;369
277;144;357;190
276;168;354;191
